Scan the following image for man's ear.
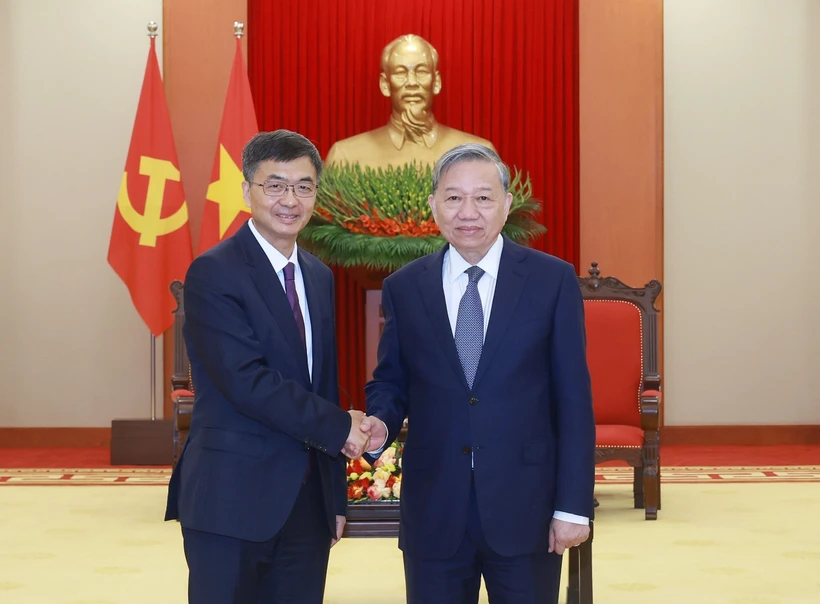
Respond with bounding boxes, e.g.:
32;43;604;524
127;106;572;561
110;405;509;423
433;71;442;96
379;73;391;98
428;194;438;221
242;180;252;208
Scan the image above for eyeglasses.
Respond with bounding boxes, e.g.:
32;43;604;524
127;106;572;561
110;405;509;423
249;180;317;198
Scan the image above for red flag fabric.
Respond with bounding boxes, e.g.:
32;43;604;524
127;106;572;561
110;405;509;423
198;36;259;254
107;35;193;337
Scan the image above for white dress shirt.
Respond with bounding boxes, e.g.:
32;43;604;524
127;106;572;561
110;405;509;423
248;219;313;380
372;234;587;526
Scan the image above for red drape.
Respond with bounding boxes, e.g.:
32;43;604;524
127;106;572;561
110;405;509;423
248;0;579;409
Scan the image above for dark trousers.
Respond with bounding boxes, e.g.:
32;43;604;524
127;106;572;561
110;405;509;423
404;483;563;604
182;469;331;604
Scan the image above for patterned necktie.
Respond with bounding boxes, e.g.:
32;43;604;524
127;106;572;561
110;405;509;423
283;262;306;346
454;266;485;389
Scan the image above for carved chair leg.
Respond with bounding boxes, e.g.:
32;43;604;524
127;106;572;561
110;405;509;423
578;520;594;604
567;543;580;604
633;465;644;509
643;430;660;520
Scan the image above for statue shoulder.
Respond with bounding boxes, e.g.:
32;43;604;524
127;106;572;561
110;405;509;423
437;125;497;151
325;127;391;165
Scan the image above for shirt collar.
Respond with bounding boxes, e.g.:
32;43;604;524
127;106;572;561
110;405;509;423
248;219;299;274
446;234;504;284
387;116;439;150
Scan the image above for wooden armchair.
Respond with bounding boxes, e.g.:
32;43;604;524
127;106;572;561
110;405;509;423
579;262;663;520
170;280;194;466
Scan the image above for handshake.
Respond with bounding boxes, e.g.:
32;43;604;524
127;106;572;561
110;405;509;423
341;410;387;459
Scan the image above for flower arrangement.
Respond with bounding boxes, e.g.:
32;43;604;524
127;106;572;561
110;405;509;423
299;162;546;272
346;441;403;502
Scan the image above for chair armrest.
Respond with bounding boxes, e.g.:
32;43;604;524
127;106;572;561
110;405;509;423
643;373;661;392
173;395;195;433
640;390;660;432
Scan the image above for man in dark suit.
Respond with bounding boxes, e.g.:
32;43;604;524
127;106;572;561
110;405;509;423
165;130;369;603
358;144;596;603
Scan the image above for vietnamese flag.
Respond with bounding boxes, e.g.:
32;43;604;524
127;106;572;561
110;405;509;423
198;33;259;254
107;30;193;337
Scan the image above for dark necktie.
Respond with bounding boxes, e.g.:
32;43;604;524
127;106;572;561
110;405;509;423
454;266;485;389
283;261;313;481
283;262;306;346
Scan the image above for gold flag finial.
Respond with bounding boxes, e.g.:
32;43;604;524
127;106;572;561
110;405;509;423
234;21;245;38
147;21;158;38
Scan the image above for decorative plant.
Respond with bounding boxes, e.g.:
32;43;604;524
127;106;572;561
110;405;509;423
346;441;403;502
300;162;546;272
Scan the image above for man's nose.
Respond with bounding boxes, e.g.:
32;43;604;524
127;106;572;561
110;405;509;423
406;71;418;85
458;198;480;217
279;190;298;206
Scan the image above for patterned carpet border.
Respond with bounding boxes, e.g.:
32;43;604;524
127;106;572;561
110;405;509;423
1;466;819;486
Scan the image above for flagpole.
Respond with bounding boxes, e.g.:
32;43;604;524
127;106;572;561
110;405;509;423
150;332;157;420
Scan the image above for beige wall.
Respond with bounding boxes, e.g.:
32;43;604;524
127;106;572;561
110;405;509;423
0;0;165;427
664;0;820;425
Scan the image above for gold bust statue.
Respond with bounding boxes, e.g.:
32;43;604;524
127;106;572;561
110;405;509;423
325;34;496;170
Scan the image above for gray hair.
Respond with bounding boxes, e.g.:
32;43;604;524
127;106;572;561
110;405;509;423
242;130;323;184
431;143;510;194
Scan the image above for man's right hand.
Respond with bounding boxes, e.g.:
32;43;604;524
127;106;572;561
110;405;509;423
342;410;370;459
360;416;388;453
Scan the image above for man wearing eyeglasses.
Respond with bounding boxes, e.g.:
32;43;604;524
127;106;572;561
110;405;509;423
165;130;370;603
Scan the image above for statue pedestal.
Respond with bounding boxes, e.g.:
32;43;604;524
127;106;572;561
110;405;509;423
344;266;390;291
342;266;391;382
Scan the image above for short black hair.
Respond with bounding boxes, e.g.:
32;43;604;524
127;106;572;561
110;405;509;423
241;130;323;183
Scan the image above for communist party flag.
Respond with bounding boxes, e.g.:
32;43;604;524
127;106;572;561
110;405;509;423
107;30;193;337
198;32;259;254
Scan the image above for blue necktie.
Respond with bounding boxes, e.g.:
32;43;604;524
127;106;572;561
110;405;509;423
454;266;485;389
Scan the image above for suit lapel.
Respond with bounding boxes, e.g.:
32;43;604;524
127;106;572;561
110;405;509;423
472;238;529;389
238;225;311;384
299;251;324;393
418;246;470;389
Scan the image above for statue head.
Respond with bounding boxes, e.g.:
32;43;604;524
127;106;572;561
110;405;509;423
379;35;442;126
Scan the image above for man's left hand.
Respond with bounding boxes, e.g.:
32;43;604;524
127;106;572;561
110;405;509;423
331;515;346;548
548;518;590;555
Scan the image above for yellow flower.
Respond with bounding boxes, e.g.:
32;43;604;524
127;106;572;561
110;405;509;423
373;468;391;483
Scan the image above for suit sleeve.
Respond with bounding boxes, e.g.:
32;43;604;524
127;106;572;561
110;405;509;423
363;279;408;459
183;256;351;457
550;263;596;518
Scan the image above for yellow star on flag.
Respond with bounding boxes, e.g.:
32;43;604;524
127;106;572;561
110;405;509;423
206;144;251;238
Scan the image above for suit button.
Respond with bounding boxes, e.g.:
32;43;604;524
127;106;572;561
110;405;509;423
469;397;478;405
462;446;471;454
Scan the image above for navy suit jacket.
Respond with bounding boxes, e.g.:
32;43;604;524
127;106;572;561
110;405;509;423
365;237;596;559
165;223;351;543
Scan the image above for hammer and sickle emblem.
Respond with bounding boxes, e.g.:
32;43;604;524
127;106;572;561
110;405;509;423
117;156;189;247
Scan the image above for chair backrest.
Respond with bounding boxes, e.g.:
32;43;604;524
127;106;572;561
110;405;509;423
170;280;192;393
578;263;662;427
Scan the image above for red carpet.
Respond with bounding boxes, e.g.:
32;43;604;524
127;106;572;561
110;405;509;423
1;445;819;469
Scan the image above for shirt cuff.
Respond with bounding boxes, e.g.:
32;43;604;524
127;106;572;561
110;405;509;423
365;418;389;456
553;511;589;526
